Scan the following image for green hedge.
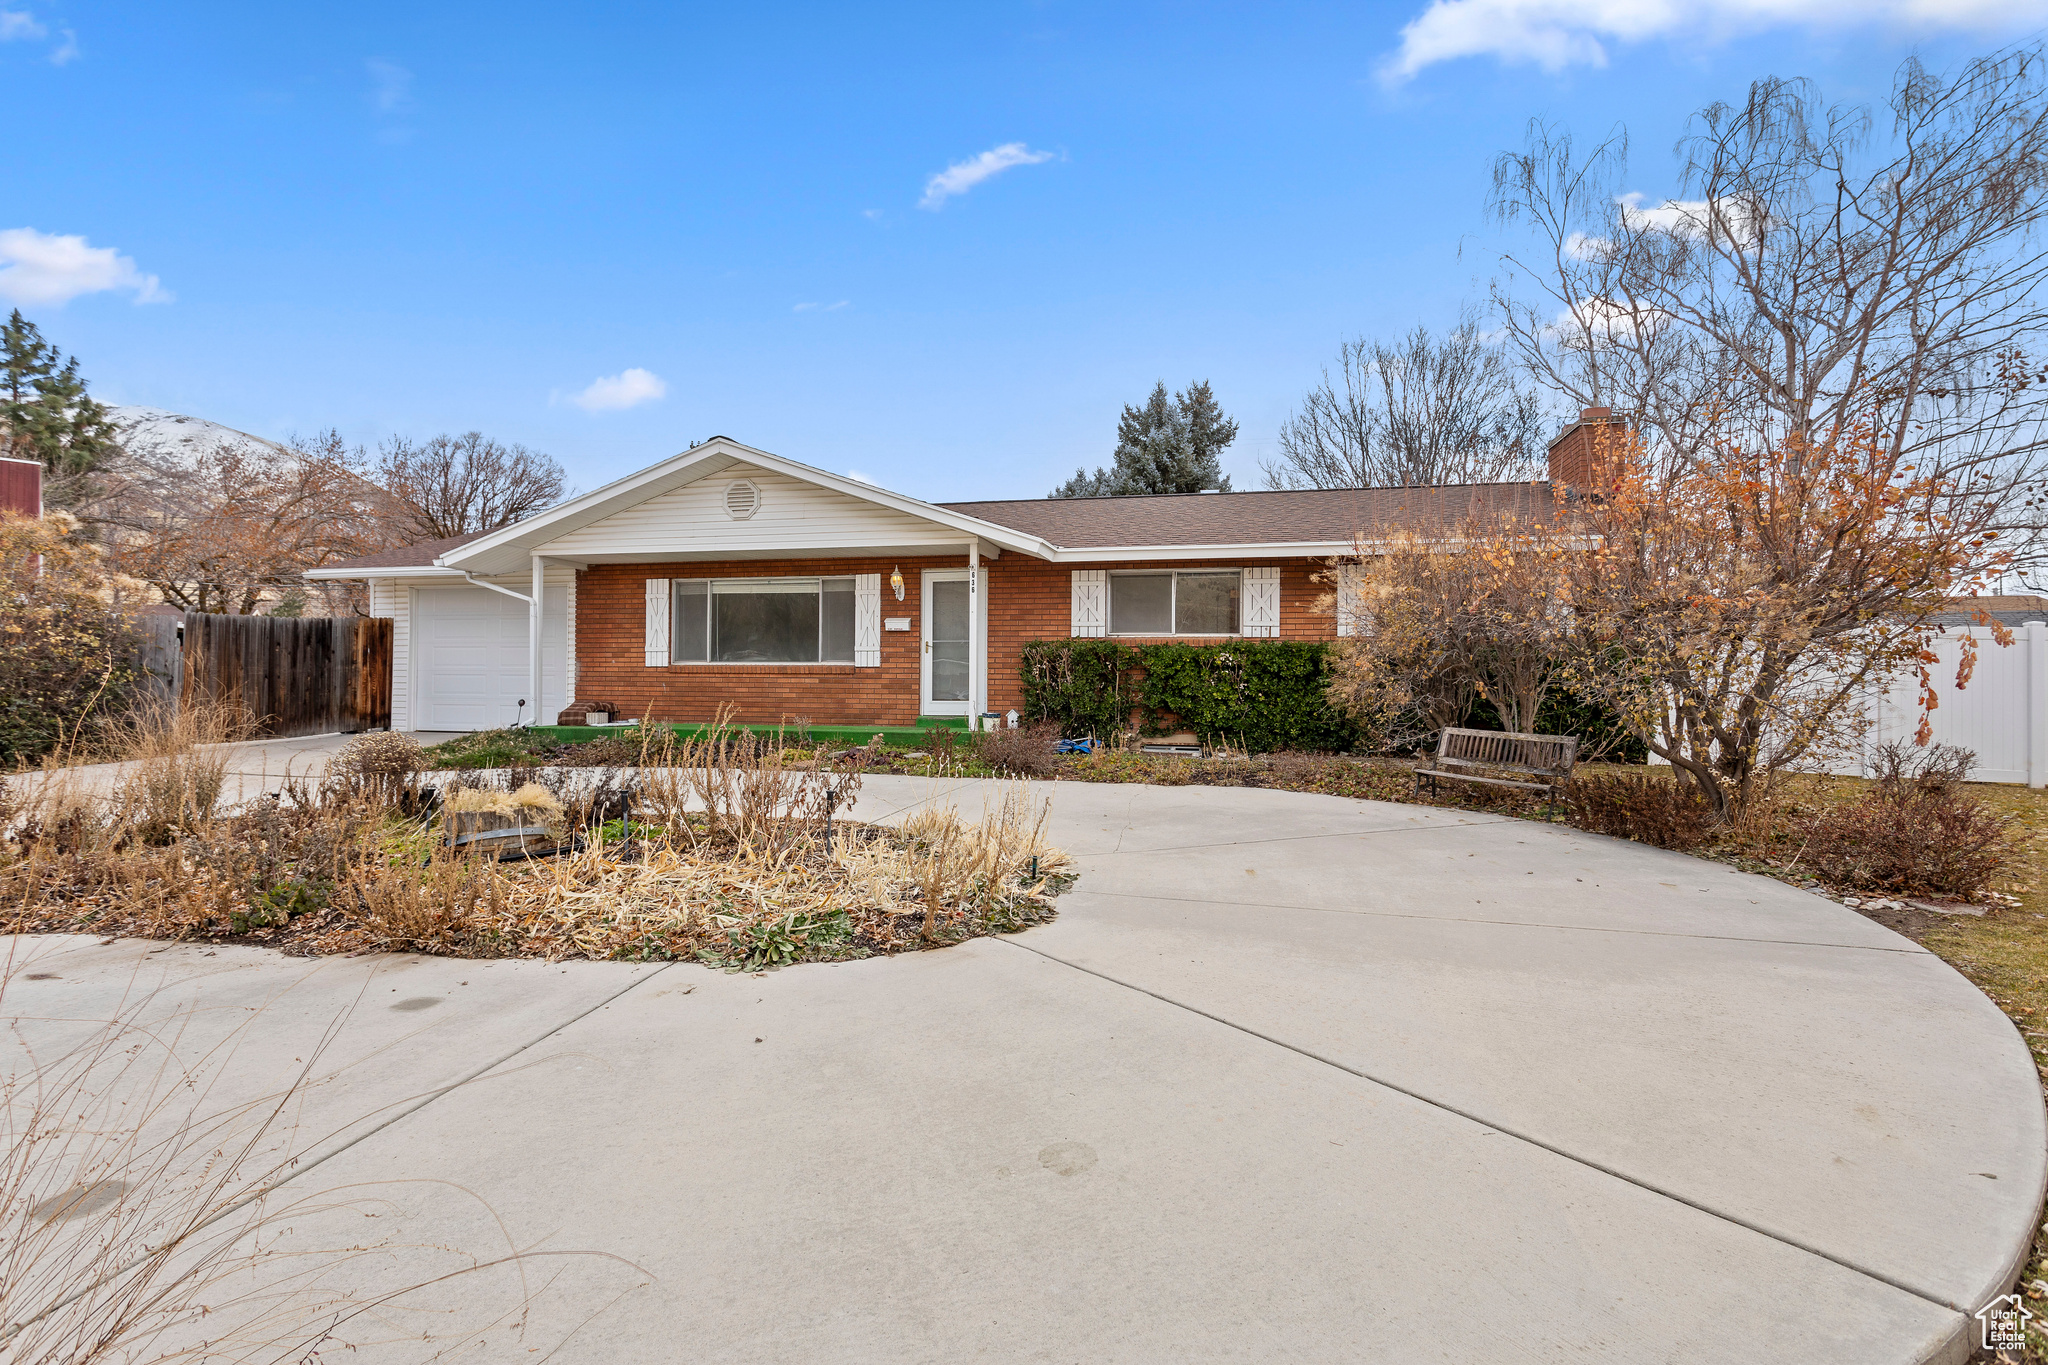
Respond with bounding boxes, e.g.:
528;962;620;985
1018;639;1364;753
1018;638;1646;758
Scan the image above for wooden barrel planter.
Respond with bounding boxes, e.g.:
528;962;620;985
444;809;561;857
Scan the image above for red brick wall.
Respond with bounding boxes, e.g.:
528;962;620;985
575;554;1334;724
982;556;1334;715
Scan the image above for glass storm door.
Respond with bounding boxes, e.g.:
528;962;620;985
922;571;971;715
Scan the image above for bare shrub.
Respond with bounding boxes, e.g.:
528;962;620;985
1796;745;2019;899
895;785;1063;941
1867;740;1976;791
346;845;497;951
0;511;142;767
325;730;424;806
904;806;972;941
636;707;860;853
1562;774;1717;850
98;701;256;845
8;768;119;860
974;722;1060;779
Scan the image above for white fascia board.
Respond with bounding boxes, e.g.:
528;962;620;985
1044;542;1356;563
436;438;1054;574
303;565;467;582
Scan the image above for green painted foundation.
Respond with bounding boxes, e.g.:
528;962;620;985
523;717;969;748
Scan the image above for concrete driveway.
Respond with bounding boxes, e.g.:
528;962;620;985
6;776;2039;1363
23;730;467;803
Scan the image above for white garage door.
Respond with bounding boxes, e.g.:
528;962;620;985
413;586;567;732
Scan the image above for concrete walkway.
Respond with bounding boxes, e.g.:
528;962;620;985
5;776;2039;1363
24;730;465;802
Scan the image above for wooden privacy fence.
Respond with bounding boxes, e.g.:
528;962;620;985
137;612;393;738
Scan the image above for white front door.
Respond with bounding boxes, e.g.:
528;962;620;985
921;570;971;717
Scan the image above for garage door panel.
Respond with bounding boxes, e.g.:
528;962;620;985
413;587;566;732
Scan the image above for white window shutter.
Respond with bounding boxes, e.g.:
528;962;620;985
644;578;671;666
1070;570;1106;638
853;573;881;667
1335;564;1363;638
1242;566;1280;638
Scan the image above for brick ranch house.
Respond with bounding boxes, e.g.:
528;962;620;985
306;416;1610;733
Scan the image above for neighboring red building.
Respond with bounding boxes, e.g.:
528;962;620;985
0;457;41;519
308;426;1595;733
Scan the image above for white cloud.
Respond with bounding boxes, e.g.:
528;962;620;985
793;299;849;312
0;228;168;307
567;367;667;412
1380;0;2039;82
1618;192;1712;234
1563;230;1611;261
1550;296;1667;347
48;27;75;64
365;58;412;112
0;10;45;40
846;469;875;484
1617;192;1767;245
918;142;1055;210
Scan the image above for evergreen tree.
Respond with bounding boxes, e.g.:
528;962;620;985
0;310;120;510
1050;379;1237;497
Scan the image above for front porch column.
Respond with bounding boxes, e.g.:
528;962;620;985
966;538;983;725
530;553;545;727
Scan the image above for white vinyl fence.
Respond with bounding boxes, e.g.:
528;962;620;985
1644;619;2048;786
1834;620;2048;787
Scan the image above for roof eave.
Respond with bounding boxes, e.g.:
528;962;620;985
302;565;467;582
1044;541;1358;562
437;438;1056;574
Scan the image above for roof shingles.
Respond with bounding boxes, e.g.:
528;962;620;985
313;482;1559;572
318;531;484;573
941;482;1556;548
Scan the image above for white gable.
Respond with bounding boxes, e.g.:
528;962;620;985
536;464;962;558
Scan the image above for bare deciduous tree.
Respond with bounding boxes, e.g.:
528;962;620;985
106;430;386;615
1488;49;2048;566
1547;424;2003;820
377;432;568;540
1263;314;1549;490
1325;515;1572;748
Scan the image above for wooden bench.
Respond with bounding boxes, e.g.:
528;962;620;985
1413;727;1580;805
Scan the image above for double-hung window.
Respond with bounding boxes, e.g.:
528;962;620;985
1108;570;1241;636
671;576;857;663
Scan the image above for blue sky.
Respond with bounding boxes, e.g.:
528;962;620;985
2;2;2041;499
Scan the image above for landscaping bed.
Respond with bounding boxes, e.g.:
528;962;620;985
2;727;1074;971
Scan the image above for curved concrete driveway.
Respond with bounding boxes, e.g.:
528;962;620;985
8;778;2040;1363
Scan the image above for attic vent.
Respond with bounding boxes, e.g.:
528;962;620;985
724;479;761;521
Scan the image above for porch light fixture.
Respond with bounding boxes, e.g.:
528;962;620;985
890;566;904;601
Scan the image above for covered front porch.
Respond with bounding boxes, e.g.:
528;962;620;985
423;441;1058;732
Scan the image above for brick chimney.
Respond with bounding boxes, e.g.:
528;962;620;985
1546;407;1628;495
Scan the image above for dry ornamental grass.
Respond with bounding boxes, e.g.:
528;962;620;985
2;709;1074;971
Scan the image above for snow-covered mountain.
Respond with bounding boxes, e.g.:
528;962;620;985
103;405;288;474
